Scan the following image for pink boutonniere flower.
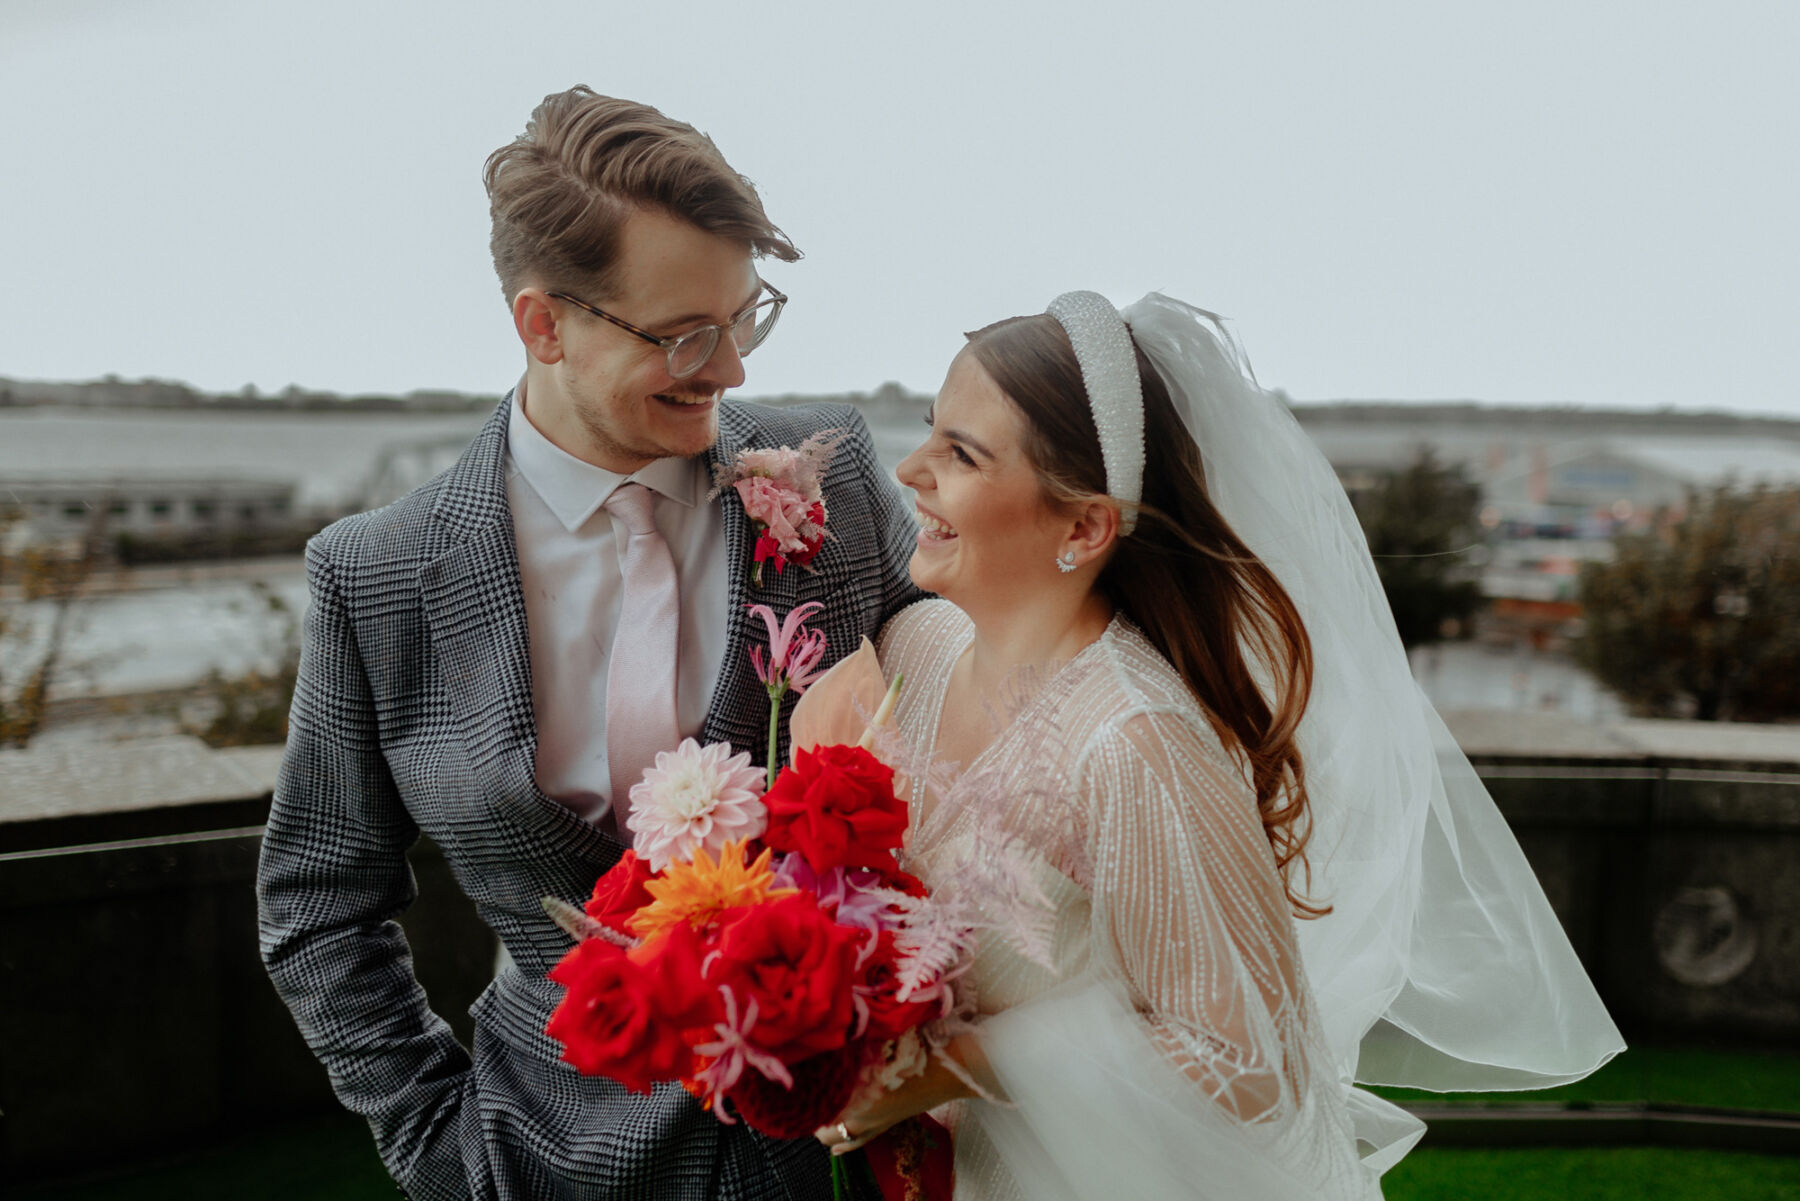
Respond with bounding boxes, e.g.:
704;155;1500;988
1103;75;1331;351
710;430;844;587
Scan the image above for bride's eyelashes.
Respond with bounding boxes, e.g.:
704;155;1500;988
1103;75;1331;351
922;412;978;467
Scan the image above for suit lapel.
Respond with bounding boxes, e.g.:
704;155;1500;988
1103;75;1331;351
421;396;616;863
702;405;766;759
701;404;828;768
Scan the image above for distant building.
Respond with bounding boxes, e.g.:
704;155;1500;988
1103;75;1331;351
0;375;494;413
1481;438;1800;530
0;476;298;553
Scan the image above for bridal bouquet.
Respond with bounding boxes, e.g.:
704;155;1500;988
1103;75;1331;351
543;602;964;1196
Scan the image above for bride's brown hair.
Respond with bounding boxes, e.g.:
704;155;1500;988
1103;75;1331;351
966;315;1328;918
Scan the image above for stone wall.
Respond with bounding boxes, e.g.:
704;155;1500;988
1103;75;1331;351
0;739;496;1182
1446;710;1800;1044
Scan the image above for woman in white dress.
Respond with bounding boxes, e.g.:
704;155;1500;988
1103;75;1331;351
810;292;1623;1199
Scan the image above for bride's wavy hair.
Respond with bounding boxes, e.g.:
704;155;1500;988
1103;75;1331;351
966;315;1328;918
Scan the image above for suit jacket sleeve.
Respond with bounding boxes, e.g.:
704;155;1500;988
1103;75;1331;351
841;405;927;623
257;536;476;1199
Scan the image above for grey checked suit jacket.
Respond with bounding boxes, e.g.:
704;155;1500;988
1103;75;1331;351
257;397;923;1200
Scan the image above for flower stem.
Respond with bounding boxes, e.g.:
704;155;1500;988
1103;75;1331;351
857;672;904;751
765;681;786;791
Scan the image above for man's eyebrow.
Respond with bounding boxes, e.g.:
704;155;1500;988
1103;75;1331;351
653;282;764;330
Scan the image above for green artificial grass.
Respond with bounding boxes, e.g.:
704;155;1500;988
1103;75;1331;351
1370;1043;1800;1113
16;1044;1799;1201
14;1114;1800;1201
1384;1147;1800;1201
13;1113;393;1201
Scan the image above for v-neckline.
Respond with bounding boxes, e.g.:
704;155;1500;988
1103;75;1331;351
908;612;1119;826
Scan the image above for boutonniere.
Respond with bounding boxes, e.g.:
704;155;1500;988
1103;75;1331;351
709;430;845;588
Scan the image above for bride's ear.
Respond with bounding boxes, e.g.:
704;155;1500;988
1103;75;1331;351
1063;497;1121;567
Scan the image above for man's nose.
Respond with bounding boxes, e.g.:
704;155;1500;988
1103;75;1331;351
697;333;747;390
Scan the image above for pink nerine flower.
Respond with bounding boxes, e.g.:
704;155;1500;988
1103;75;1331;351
690;985;793;1112
625;739;769;872
746;601;828;694
771;853;908;933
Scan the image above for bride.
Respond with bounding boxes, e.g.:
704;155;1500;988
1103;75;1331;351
803;291;1624;1198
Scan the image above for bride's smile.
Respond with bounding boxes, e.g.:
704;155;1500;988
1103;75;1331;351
895;349;1097;620
912;504;957;542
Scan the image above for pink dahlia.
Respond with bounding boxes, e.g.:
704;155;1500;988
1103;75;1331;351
625;739;769;872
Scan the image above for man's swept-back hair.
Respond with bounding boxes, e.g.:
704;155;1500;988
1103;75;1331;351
484;86;800;303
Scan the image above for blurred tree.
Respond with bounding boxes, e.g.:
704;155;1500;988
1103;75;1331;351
1577;485;1800;721
186;580;300;747
1354;447;1486;649
0;505;102;746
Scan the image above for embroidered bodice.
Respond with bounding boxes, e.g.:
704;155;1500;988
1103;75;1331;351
875;599;1370;1200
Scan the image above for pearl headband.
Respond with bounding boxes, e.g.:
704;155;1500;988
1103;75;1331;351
1045;291;1145;536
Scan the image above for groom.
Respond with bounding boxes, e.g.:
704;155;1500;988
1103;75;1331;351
257;87;921;1200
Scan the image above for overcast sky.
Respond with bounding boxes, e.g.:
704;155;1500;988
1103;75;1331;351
4;0;1796;415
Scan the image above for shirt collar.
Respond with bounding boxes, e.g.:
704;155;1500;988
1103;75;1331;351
506;384;706;533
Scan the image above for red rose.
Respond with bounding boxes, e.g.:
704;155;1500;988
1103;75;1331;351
788;502;827;568
584;849;654;934
706;893;863;1061
762;744;907;872
546;923;719;1093
726;1042;869;1140
856;929;941;1043
635;919;724;1038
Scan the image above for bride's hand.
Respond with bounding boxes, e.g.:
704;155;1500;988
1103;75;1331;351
814;1035;1001;1155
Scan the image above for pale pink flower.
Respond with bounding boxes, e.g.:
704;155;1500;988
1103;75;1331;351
710;432;844;585
625;738;768;872
710;430;844;505
847;1028;929;1105
746;601;829;694
734;446;804;480
691;985;793;1114
735;476;810;555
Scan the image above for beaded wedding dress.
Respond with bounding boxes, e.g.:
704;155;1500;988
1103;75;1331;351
876;598;1382;1201
800;292;1620;1199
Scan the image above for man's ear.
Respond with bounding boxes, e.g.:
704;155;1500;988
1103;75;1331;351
513;288;565;365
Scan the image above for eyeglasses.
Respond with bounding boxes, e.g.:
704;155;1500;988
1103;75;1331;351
547;280;787;380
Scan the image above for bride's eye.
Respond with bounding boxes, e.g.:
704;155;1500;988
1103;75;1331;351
923;410;974;466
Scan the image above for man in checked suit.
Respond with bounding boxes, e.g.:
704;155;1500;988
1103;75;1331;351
257;87;921;1200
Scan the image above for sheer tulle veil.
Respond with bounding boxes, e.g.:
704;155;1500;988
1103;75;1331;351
1120;292;1625;1163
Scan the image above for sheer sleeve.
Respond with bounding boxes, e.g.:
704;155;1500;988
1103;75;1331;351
1081;708;1313;1127
957;706;1377;1201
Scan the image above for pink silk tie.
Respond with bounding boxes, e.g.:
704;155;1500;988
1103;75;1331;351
604;482;681;831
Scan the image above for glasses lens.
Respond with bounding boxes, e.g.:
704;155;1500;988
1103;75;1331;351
733;297;784;356
666;327;719;379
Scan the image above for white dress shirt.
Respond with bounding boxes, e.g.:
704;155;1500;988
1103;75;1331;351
505;388;728;824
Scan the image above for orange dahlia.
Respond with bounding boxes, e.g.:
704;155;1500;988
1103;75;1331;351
628;838;797;939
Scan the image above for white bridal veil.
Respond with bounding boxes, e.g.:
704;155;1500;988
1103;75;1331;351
1120;292;1626;1164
